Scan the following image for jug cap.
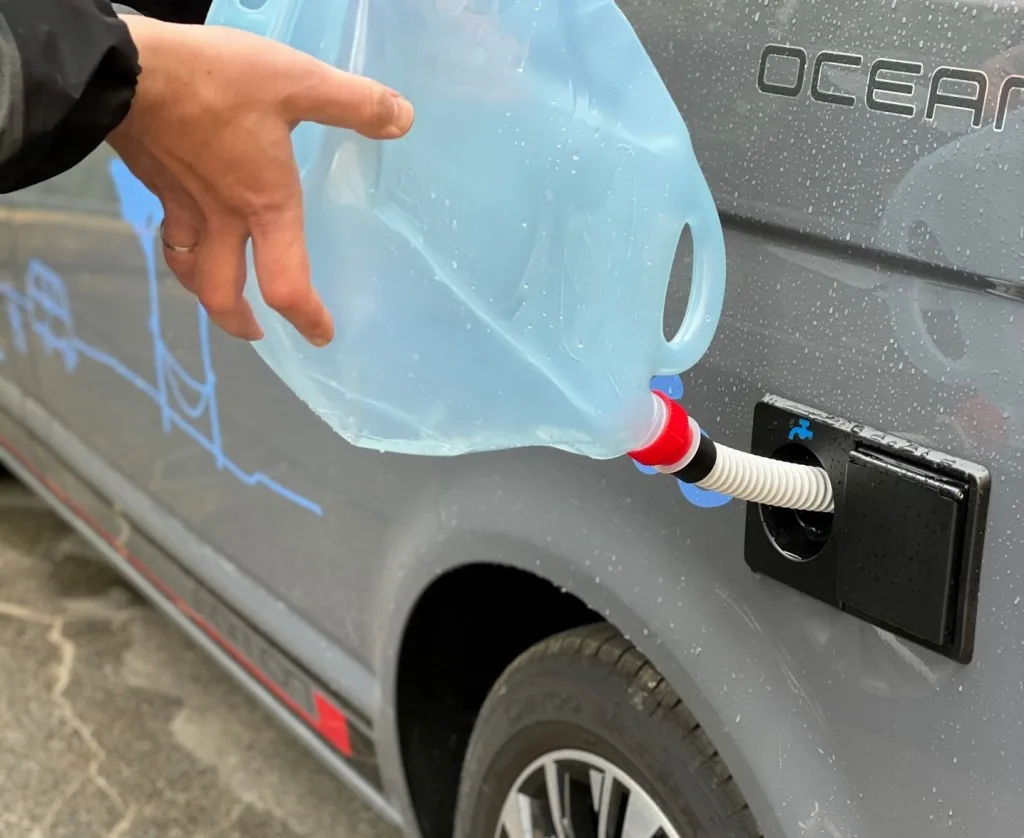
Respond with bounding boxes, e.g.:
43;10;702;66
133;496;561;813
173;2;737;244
629;391;693;468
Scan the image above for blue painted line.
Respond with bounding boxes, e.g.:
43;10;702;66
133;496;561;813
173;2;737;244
73;339;162;401
0;160;322;517
632;374;732;509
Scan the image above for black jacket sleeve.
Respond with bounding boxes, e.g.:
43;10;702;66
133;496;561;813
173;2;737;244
0;0;141;193
119;1;212;24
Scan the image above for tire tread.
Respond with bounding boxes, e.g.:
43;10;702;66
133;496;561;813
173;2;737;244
467;621;763;838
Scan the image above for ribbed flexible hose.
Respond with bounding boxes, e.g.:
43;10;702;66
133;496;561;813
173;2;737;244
696;444;834;513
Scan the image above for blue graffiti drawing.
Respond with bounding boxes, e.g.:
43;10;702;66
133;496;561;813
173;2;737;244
0;159;322;516
788;418;814;441
631;374;732;509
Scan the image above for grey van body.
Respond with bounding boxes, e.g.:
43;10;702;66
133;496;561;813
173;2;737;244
0;1;1021;836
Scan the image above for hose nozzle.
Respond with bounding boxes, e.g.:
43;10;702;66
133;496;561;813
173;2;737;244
628;390;835;513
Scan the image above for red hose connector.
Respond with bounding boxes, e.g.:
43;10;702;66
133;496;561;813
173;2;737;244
628;390;695;468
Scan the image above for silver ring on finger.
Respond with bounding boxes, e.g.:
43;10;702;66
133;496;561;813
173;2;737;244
159;220;199;254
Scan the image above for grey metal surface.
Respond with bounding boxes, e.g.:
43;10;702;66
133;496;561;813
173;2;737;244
0;1;1019;837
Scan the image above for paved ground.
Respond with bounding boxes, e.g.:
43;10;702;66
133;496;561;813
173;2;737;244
0;478;397;838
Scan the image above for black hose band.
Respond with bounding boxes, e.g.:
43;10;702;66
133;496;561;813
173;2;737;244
672;433;717;484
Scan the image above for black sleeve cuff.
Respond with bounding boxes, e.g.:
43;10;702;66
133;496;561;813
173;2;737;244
115;1;212;24
0;0;141;193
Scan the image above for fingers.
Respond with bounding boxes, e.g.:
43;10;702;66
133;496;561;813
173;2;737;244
248;180;334;347
159;199;203;294
283;61;414;140
195;217;263;341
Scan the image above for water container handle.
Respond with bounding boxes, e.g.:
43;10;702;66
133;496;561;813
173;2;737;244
206;0;351;176
653;177;727;375
206;0;295;38
207;0;350;60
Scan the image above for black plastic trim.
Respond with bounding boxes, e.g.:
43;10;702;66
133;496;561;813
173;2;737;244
672;433;717;484
743;394;990;664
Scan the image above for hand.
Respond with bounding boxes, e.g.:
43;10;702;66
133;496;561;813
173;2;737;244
107;15;415;346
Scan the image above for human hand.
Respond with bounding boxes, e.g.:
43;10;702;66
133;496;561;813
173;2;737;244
107;15;415;345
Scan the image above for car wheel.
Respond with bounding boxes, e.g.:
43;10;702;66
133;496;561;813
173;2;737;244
453;622;762;838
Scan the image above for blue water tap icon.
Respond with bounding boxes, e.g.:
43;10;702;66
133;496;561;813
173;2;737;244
788;418;814;441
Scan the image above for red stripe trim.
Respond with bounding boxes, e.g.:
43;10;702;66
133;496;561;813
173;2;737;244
0;435;353;758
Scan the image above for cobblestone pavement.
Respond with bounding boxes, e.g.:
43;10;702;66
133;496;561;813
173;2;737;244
0;478;397;838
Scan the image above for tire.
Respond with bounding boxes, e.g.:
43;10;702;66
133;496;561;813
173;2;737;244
453;622;762;838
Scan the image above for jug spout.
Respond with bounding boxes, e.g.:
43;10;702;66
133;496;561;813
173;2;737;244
628;390;698;470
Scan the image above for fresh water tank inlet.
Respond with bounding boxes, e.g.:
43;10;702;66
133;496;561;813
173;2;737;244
744;395;990;664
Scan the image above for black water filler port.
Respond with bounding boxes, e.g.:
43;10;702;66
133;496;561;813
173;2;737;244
744;395;990;664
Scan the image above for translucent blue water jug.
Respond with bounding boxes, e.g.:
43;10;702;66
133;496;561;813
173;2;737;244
205;0;726;459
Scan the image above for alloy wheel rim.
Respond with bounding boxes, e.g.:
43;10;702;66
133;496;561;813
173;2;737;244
495;748;683;838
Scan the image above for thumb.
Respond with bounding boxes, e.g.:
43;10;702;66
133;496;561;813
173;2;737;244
282;57;414;139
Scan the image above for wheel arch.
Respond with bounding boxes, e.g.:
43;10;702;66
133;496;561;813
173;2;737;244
367;464;865;838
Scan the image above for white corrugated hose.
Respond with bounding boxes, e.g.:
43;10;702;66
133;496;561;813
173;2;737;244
696;444;834;513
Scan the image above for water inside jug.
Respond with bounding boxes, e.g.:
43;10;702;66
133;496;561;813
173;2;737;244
205;0;726;460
